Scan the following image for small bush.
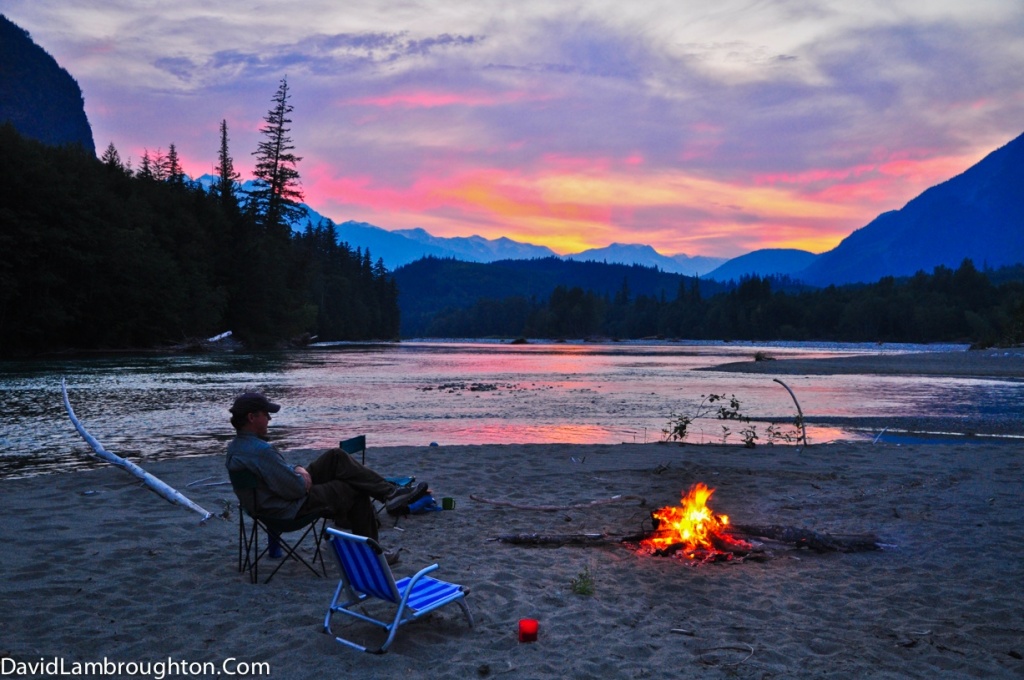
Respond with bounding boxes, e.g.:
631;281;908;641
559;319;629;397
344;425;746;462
571;566;595;596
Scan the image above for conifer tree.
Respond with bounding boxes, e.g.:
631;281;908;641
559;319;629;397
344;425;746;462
100;142;125;172
147;148;167;181
138;149;154;179
165;143;184;185
213;119;240;209
250;77;303;231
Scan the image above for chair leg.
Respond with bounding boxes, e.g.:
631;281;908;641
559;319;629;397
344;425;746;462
258;521;324;584
237;508;244;573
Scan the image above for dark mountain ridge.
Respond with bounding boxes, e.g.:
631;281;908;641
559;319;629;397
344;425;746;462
799;131;1024;286
0;15;95;154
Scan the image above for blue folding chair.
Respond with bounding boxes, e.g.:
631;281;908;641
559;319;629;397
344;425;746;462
323;528;473;653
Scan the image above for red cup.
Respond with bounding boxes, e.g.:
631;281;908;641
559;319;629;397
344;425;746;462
518;618;539;643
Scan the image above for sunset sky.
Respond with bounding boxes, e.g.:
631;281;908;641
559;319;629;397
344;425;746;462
4;1;1023;257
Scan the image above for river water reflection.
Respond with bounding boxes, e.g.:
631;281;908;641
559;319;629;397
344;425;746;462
1;340;1015;478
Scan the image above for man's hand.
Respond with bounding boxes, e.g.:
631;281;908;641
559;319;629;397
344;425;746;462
295;465;312;491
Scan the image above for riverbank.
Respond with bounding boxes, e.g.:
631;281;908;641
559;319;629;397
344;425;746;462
705;348;1024;439
1;441;1021;678
706;347;1024;379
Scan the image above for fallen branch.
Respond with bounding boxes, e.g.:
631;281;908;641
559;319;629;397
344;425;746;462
491;533;630;546
728;524;881;552
470;494;646;511
61;379;213;523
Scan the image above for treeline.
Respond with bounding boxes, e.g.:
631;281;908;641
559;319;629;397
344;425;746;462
0;122;398;357
420;259;1024;345
394;256;738;336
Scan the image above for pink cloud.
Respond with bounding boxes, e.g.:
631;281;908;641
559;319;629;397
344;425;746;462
343;89;541;109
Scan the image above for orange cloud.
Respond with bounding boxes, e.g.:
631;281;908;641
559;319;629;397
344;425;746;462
305;156;870;257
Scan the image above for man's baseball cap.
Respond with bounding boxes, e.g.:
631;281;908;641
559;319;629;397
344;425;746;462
229;392;281;415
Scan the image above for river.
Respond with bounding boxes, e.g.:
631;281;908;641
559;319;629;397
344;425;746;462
1;339;1013;478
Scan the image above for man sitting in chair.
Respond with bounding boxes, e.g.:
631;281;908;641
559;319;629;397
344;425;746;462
225;392;427;555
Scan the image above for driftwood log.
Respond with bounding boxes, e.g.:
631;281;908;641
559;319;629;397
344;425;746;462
727;524;881;552
62;379;213;523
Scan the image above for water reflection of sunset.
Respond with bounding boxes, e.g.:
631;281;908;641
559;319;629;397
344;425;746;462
9;339;1015;478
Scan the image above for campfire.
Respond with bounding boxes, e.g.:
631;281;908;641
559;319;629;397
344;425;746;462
639;483;752;561
484;483;884;560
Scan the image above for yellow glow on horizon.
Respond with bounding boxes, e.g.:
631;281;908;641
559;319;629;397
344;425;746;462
418;166;864;256
309;150;967;258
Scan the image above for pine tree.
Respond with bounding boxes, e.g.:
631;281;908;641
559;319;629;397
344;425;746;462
149;148;167;181
250;77;303;232
213;119;241;209
100;142;125;172
165;143;184;185
138;149;154;180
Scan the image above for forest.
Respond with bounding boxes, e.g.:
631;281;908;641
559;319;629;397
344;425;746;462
402;256;1024;346
0;115;398;358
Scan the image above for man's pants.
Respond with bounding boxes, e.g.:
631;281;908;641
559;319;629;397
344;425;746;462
297;448;393;541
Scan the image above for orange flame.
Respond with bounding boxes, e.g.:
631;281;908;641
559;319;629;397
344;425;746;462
640;483;746;558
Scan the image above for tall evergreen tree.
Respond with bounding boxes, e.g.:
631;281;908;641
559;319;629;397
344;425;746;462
213;119;240;210
100;142;124;172
250;77;303;231
138;149;154;180
165;143;184;185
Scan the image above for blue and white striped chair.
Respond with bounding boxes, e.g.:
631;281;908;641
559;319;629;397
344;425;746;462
323;528;474;653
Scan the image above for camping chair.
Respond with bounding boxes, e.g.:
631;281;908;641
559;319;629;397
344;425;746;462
339;435;416;517
323;528;474;654
228;468;328;584
340;435;366;465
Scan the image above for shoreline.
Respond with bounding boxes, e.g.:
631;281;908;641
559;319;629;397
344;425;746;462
703;347;1024;379
1;441;1021;677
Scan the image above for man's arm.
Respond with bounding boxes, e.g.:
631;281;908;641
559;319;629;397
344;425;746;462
254;446;308;500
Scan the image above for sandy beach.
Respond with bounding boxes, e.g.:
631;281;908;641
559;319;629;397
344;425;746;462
2;435;1022;679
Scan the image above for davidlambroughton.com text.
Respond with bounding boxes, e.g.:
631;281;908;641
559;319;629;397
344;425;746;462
1;657;269;679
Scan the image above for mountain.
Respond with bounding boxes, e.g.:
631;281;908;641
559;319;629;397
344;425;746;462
565;243;724;276
0;15;94;154
705;248;818;282
393;228;557;261
798;131;1024;286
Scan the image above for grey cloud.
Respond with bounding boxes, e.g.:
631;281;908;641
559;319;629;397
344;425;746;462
154;56;198;81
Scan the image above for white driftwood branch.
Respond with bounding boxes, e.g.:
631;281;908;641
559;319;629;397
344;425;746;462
773;378;808;446
61;379;213;523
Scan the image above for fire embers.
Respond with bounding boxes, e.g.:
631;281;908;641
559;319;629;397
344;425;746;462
639;483;751;562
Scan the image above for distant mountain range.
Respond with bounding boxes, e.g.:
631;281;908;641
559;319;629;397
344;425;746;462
195;176;729;275
212;129;1024;287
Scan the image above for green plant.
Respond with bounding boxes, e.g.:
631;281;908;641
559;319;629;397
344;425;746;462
570;566;595;596
664;393;749;443
663;413;694;442
740;425;758;448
